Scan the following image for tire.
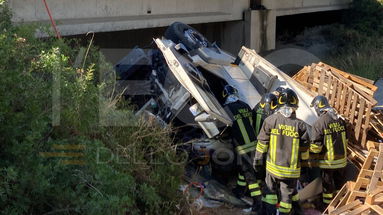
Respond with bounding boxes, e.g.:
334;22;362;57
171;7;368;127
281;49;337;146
164;22;212;51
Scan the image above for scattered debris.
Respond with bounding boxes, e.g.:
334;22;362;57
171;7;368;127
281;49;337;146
323;142;383;215
293;62;379;169
115;22;383;214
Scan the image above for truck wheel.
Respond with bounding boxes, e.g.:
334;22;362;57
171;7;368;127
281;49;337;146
164;22;212;51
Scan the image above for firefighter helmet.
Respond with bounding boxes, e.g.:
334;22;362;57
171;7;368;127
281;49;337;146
310;95;331;116
222;85;238;98
273;87;285;97
278;88;299;108
259;93;278;115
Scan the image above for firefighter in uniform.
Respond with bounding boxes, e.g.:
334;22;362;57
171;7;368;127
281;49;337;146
222;85;262;213
255;88;310;215
253;93;279;137
252;93;279;189
309;96;348;207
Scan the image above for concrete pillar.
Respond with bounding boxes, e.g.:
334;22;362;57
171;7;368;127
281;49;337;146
245;9;276;53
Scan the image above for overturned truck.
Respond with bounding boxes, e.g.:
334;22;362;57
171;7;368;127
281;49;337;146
115;22;320;207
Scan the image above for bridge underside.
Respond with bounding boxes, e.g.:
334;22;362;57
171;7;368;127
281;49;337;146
10;0;351;52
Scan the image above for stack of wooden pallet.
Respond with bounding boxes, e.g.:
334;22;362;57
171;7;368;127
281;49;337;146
293;62;379;168
323;142;383;215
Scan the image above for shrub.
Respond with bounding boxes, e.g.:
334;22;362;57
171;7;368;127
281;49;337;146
0;3;184;214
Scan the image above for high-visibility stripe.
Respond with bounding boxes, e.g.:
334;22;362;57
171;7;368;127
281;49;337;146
323;198;332;204
251;190;262;197
326;135;334;161
319;161;347;169
238;174;245;180
301;150;309;160
237;145;257;155
341;131;347;157
249;183;259;189
236;142;257;151
270;135;277;163
262;194;278;205
280;201;292;209
237;181;247;186
323;193;333;198
291;138;299;168
237;118;251;144
279;207;291;213
292;194;299;201
318;157;347;169
310;143;323;153
256;141;268;153
255;113;262;136
266;161;301;178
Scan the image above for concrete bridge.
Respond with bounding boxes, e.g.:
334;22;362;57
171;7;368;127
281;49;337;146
9;0;352;52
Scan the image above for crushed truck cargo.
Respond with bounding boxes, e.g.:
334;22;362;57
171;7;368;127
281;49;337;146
115;22;320;209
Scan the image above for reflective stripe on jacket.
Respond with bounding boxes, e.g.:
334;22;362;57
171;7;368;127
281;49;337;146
310;112;348;169
225;100;257;155
255;112;310;179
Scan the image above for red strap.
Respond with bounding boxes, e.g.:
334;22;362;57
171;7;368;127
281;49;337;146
42;0;61;39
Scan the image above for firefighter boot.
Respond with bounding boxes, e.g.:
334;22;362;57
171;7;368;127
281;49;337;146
264;203;277;215
250;197;263;215
292;201;303;215
232;185;246;199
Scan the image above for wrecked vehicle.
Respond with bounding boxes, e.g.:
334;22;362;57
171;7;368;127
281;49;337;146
115;22;319;206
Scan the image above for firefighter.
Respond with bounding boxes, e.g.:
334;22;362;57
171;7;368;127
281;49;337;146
253;93;279;137
309;96;348;208
252;93;279;188
253;87;285;137
255;88;310;215
222;85;262;213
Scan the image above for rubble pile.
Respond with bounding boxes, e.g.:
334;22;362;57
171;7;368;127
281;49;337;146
293;62;380;168
322;142;383;215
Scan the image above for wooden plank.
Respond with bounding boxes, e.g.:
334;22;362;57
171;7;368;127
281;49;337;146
330;79;338;106
355;99;366;141
361;104;372;148
318;68;325;95
336;81;343;111
367;141;377;151
329;64;377;92
339;83;348;113
326;182;352;214
326;74;333;99
347;191;367;204
360;150;377;173
371;205;383;214
350;94;359;125
369;151;383;191
337;192;350;212
330;68;377;104
347;205;370;215
345;91;354;118
329;200;361;215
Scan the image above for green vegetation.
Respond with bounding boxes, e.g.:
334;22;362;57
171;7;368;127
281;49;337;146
0;3;184;215
325;0;383;80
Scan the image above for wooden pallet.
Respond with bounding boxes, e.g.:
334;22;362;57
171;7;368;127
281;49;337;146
293;62;378;148
324;142;383;215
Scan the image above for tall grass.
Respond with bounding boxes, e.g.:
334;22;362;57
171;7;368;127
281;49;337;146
324;0;383;80
0;3;184;214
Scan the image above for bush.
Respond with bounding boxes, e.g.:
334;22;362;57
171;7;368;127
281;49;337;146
320;0;383;80
0;3;184;214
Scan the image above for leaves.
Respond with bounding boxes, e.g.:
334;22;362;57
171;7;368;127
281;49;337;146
0;5;183;215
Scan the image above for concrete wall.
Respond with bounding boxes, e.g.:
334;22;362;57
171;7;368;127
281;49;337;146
9;0;249;35
262;0;351;15
245;0;352;52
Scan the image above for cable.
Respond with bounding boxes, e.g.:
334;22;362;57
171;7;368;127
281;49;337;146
42;0;61;39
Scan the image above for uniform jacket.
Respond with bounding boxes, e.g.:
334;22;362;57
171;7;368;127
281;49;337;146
310;112;348;169
255;112;310;179
225;100;257;155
